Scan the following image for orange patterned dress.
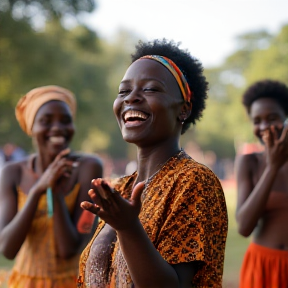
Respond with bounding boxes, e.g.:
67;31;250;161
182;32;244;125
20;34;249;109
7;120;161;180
8;184;81;288
78;150;228;288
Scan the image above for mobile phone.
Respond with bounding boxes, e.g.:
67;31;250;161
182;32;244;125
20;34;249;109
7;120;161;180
64;153;81;169
65;153;81;162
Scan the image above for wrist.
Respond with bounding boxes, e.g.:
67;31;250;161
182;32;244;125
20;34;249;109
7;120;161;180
52;192;65;205
265;164;279;175
117;218;143;235
30;185;46;198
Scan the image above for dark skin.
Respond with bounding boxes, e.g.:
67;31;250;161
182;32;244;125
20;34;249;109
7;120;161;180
236;98;288;249
81;59;197;288
0;100;103;260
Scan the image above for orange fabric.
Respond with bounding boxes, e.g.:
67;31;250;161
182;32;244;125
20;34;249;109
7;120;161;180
78;151;228;288
15;85;76;135
0;269;10;287
77;210;96;234
8;184;80;288
240;242;288;288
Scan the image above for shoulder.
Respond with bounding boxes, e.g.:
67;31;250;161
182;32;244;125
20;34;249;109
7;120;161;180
235;152;260;175
176;156;221;186
1;157;28;174
236;152;257;165
76;152;103;165
72;153;103;182
0;157;28;187
170;157;226;207
75;152;103;171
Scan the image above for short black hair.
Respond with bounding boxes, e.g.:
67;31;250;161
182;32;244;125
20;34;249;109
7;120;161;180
242;79;288;115
131;39;209;134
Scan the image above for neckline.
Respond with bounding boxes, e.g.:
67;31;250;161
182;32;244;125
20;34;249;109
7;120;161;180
138;149;185;202
27;154;40;179
144;149;185;188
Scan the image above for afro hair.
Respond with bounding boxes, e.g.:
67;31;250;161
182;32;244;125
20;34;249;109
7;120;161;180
242;79;288;115
131;39;209;134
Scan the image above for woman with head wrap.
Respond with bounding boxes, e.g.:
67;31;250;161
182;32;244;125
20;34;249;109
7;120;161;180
77;39;228;288
0;85;103;287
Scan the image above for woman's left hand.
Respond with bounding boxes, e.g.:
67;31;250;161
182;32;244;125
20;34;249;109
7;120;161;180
80;179;145;231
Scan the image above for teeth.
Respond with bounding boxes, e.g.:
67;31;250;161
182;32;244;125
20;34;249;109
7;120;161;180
49;136;65;144
124;110;148;121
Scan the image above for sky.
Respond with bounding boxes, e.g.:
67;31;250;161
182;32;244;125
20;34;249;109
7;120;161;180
81;0;288;68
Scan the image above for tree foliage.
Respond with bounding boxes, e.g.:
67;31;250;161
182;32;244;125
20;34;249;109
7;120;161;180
0;10;134;158
192;25;288;158
1;7;288;162
1;0;95;20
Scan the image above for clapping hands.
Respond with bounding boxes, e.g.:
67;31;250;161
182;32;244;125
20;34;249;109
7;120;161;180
81;179;145;231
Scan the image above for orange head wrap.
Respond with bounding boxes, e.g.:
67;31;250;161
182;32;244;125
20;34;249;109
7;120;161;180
15;85;76;136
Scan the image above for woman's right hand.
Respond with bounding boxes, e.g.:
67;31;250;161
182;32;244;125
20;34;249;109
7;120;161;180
263;124;288;170
81;179;145;232
33;148;76;195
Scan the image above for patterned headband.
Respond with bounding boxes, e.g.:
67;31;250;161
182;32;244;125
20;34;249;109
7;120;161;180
139;55;192;103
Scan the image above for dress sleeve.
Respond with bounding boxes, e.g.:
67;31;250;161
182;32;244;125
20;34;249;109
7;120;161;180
156;166;227;268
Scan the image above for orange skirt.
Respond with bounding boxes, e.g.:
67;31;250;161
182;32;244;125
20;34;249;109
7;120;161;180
0;269;10;287
8;269;77;288
240;242;288;288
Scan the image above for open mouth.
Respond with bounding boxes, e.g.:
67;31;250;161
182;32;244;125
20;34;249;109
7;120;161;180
49;136;66;145
123;110;149;123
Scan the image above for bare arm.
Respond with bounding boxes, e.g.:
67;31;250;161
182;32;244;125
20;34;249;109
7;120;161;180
53;156;103;258
82;181;198;288
236;126;288;237
235;154;278;237
117;220;197;288
0;162;43;259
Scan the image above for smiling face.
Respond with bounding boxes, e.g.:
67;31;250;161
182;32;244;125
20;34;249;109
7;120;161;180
113;59;184;147
250;97;286;143
31;100;75;156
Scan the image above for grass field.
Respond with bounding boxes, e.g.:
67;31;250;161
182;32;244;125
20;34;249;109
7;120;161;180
222;183;251;288
0;182;250;287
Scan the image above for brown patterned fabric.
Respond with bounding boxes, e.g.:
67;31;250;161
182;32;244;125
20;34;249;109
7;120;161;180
78;151;228;287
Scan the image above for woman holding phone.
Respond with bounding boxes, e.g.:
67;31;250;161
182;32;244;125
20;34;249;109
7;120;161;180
236;79;288;287
0;85;103;287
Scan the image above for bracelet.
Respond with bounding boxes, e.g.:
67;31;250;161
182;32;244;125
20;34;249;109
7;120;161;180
47;187;53;218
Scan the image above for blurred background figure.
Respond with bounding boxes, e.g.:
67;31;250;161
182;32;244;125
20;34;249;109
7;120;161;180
0;143;26;173
0;85;103;287
235;79;288;288
2;143;26;162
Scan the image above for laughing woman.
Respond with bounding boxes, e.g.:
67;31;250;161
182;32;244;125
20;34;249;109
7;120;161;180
236;80;288;288
78;39;228;288
0;85;103;287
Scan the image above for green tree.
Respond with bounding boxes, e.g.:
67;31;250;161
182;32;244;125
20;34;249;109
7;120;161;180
191;28;288;159
0;11;138;160
1;0;95;20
